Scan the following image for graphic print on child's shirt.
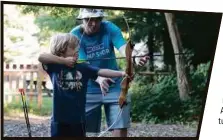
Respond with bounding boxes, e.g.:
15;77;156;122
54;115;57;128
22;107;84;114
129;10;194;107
57;70;83;91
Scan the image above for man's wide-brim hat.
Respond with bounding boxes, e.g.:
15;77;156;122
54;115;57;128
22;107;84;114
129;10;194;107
76;8;107;20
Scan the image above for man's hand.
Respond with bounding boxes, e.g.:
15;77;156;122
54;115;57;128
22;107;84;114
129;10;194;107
96;77;115;96
134;56;149;67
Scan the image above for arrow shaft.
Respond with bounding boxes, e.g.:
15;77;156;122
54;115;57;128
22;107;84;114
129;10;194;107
77;53;190;62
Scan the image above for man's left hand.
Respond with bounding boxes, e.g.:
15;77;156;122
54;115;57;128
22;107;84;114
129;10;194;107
135;56;149;66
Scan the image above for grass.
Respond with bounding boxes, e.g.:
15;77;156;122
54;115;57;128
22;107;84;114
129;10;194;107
4;95;53;116
4;95;107;127
4;95;106;121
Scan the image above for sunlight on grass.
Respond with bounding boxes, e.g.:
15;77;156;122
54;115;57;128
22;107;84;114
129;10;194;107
4;96;52;116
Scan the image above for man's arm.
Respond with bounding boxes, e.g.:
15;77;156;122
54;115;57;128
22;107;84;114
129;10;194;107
38;53;76;67
38;53;66;64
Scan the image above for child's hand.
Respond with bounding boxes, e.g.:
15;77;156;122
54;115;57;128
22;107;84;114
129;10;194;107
63;57;76;67
121;71;126;77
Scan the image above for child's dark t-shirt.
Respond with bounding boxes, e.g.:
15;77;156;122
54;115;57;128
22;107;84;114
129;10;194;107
42;62;99;124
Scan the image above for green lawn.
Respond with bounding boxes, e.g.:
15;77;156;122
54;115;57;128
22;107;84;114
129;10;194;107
4;95;108;124
4;95;53;116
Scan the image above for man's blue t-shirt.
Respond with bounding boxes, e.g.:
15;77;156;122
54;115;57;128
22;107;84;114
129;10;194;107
70;21;126;95
42;63;99;124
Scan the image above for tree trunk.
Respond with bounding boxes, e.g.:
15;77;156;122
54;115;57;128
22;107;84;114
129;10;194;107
163;25;175;71
147;30;154;71
164;13;191;101
147;30;154;82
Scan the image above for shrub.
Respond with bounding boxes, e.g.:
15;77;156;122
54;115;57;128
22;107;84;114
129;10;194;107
130;62;210;124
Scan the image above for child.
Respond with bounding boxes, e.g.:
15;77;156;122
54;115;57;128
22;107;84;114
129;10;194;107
38;33;128;137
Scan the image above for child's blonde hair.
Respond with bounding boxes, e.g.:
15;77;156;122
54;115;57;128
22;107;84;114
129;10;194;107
49;33;79;56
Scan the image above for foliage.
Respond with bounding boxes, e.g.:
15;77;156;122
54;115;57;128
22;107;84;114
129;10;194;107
112;11;221;67
4;14;24;30
9;35;24;43
130;62;211;124
17;5;79;47
17;5;221;66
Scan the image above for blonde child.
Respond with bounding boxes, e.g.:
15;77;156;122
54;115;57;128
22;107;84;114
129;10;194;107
38;33;128;137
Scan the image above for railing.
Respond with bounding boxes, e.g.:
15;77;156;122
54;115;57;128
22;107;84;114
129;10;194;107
3;63;51;109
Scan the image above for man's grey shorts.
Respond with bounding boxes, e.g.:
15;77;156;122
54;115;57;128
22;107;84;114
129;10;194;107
85;93;131;133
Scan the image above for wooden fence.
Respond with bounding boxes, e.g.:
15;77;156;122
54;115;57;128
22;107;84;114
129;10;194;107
3;63;51;109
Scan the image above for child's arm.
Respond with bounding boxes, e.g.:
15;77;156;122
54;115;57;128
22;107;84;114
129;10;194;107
84;65;133;96
98;69;125;78
38;53;75;67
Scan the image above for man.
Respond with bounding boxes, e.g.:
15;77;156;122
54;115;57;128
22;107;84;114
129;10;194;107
70;8;149;137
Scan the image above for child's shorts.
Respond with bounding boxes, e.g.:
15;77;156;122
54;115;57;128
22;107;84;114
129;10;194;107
51;121;86;137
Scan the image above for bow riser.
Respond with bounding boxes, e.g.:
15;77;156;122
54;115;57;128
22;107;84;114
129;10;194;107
119;40;134;107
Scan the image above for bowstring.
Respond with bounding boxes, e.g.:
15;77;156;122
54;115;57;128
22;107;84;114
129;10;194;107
98;12;132;137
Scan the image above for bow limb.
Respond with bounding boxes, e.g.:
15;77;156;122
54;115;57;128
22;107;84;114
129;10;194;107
118;14;134;108
119;40;134;108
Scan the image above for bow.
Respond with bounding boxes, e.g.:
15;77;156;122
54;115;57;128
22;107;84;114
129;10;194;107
119;40;134;108
97;13;134;137
118;14;134;108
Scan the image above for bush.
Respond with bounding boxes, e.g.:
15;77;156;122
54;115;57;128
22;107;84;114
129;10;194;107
130;61;210;124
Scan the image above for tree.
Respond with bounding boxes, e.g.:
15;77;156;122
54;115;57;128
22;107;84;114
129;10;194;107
17;5;80;47
164;13;191;101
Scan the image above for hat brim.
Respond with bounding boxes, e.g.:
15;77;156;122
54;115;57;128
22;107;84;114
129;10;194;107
76;13;107;20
